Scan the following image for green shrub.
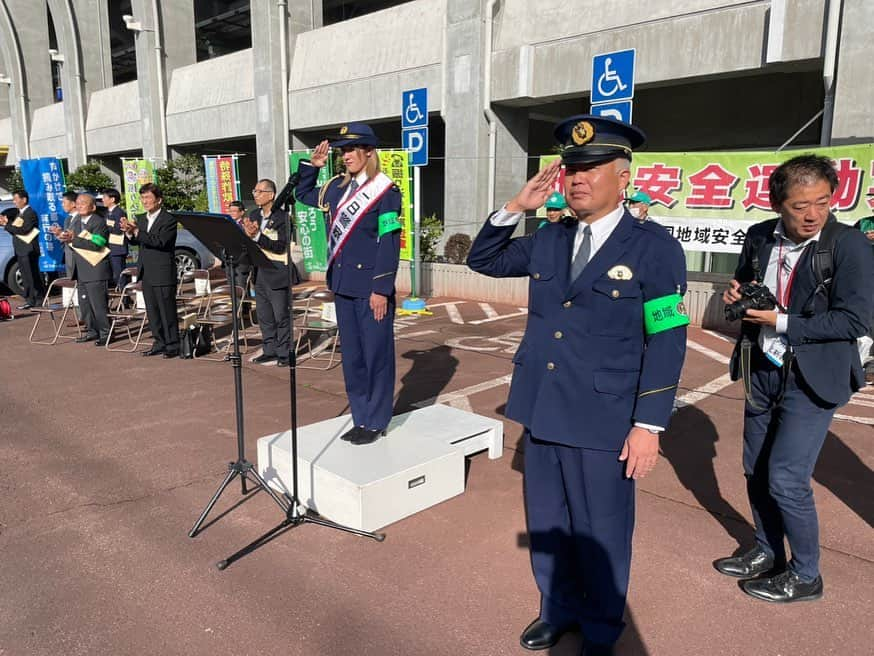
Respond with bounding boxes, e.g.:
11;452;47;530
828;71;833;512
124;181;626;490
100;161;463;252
419;214;443;262
65;160;113;193
154;153;206;211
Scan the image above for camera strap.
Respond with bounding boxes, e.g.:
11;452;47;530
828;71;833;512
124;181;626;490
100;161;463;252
740;336;794;411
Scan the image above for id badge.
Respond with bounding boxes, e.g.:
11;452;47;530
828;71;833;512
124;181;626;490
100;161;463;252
764;336;788;367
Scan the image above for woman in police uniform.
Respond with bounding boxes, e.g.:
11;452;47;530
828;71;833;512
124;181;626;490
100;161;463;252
295;123;403;445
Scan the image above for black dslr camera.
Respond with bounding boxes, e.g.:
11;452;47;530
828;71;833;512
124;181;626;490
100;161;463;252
724;282;778;322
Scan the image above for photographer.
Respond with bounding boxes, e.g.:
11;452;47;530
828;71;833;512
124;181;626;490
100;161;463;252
715;154;873;603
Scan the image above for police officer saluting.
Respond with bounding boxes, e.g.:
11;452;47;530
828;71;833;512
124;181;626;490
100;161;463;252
295;123;402;445
714;154;873;602
468;116;689;655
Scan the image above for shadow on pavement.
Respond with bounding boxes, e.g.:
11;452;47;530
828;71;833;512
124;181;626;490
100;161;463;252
661;404;753;550
393;344;459;414
814;430;874;528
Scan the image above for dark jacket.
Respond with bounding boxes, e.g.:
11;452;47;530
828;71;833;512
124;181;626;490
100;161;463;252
67;213;111;283
129;209;177;287
4;206;40;257
729;217;874;405
106;205;129;256
249;206;291;290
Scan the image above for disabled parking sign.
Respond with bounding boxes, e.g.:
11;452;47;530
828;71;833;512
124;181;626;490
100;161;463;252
591;49;635;105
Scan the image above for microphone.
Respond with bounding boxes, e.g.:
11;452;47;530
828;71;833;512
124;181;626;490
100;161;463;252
274;171;302;211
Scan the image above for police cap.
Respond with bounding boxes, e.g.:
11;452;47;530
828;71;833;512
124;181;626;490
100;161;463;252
329;122;379;148
554;115;646;166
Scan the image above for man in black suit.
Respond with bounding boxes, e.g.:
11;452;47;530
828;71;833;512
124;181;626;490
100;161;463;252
0;189;45;309
715;154;873;603
50;193;111;345
121;183;179;358
243;178;293;367
101;188;129;290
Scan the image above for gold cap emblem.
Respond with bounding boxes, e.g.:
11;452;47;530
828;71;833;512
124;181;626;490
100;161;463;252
339;125;348;135
571;121;595;146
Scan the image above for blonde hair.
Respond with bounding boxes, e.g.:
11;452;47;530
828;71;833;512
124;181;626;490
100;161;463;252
340;147;381;187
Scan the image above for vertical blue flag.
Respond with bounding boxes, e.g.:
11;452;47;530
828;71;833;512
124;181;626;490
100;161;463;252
19;157;67;273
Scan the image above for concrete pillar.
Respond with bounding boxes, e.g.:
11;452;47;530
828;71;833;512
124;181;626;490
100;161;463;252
159;0;196;75
831;0;874;144
72;0;112;94
0;0;29;160
442;0;490;238
5;0;53;112
130;0;168;165
493;106;529;211
0;80;9;121
47;0;88;167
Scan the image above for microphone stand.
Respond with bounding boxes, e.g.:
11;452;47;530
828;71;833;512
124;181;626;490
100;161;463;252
214;170;384;570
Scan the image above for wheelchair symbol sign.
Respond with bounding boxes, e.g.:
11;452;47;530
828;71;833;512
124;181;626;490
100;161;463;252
591;49;635;105
402;88;428;129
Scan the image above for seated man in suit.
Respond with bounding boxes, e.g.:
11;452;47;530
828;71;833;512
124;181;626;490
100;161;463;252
714;154;873;602
121;183;180;358
0;189;45;309
50;193;111;345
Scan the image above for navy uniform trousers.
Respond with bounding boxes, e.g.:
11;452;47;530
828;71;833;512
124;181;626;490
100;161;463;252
743;350;836;582
334;293;396;431
524;432;634;645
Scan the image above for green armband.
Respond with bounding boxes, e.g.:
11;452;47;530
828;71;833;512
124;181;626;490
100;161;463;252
643;293;690;335
90;233;108;248
378;211;402;238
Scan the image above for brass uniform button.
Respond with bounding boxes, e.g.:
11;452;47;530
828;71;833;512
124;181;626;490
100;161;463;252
562;300;572;308
554;331;563;339
356;263;363;269
611;289;620;298
546;362;555;370
533;272;541;280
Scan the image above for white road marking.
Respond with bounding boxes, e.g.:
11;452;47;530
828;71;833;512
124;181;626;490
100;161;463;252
834;413;874;425
444;303;465;324
397;330;438;340
469;308;529;325
479;303;499;319
425;301;468;309
412;374;513;408
702;329;734;343
675;374;736;407
687;339;731;365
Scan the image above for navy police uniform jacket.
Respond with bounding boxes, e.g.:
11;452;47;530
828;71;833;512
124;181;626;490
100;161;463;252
105;205;129;257
729;216;873;406
468;211;688;451
295;162;402;298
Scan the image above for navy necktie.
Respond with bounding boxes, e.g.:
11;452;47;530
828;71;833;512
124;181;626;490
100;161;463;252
348;179;359;195
570;225;592;281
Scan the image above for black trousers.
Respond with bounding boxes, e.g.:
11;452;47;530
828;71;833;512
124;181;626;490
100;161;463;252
78;280;110;339
142;282;179;352
17;250;45;305
254;278;290;358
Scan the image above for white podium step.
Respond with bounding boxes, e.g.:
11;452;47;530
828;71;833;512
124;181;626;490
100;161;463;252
256;405;503;532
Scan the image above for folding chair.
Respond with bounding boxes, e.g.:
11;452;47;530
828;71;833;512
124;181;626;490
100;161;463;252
294;289;341;370
105;281;152;353
108;266;139;310
193;284;249;361
28;278;82;345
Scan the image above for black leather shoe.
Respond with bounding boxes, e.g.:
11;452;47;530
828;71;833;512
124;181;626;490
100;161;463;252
94;338;109;347
581;642;614;656
350;428;386;446
276;357;289;367
17;303;33;310
76;334;98;343
742;571;823;603
519;618;570;651
163;351;179;359
714;547;778;579
340;426;363;442
142;348;165;357
253;353;277;364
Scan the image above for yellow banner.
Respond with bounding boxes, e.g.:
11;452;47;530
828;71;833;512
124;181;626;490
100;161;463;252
378;150;413;261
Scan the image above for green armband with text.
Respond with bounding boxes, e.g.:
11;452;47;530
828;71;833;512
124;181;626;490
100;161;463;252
90;233;108;248
378;211;402;238
643;293;690;335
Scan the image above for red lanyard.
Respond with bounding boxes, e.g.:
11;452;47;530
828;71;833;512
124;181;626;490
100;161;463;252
775;241;799;308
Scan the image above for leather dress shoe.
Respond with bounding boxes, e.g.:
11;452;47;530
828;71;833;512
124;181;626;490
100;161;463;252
142;348;165;357
341;426;363;442
94;338;109;347
276;357;289;367
350;428;386;446
253;353;277;364
714;547;779;579
581;642;614;656
520;618;570;651
76;334;98;343
163;351;179;359
742;571;823;603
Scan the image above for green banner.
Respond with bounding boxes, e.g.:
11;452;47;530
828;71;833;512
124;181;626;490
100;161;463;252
378;150;413;261
121;159;156;216
540;143;874;252
289;151;332;273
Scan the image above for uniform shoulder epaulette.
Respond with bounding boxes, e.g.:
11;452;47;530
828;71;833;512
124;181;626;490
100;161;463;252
317;174;344;210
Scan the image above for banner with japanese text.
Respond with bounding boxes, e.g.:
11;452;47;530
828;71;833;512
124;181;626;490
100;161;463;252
204;155;240;214
122;159;156;218
289;151;332;273
19;157;66;273
541;143;874;253
378;150;413;261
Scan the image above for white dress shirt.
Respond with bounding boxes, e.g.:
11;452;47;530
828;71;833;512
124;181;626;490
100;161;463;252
146;210;161;232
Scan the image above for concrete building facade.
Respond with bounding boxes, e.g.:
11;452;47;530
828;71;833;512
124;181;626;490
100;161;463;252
0;0;871;245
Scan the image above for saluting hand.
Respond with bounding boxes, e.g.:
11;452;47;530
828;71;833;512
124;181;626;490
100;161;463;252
310;140;330;168
619;426;660;480
506;159;562;213
370;292;388;322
